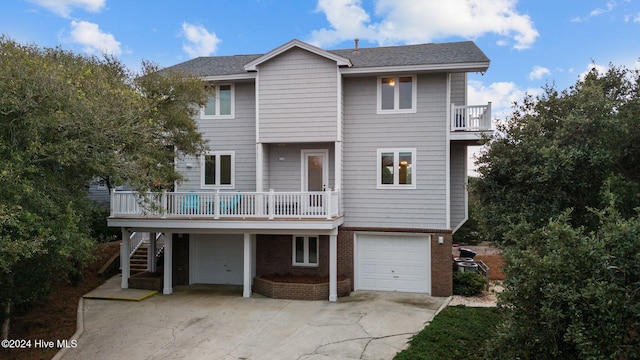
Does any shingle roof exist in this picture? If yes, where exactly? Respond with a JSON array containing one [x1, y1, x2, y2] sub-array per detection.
[[165, 54, 261, 77], [164, 40, 489, 77], [330, 41, 489, 68]]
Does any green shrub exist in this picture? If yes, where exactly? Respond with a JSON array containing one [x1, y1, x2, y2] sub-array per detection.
[[453, 271, 486, 296], [487, 208, 640, 359]]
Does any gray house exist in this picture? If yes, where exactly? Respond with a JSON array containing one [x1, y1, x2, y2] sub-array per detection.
[[108, 39, 492, 300]]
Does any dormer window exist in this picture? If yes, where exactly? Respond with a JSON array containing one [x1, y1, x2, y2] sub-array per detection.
[[377, 75, 416, 114], [201, 84, 234, 119]]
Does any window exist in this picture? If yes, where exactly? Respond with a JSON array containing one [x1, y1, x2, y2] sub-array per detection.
[[292, 236, 319, 266], [378, 75, 416, 113], [201, 152, 235, 188], [377, 149, 416, 189], [201, 84, 234, 118]]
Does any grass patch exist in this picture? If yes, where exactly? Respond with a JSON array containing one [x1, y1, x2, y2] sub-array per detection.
[[395, 306, 500, 360]]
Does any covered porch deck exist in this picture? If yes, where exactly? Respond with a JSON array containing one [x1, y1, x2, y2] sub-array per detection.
[[109, 190, 343, 302], [110, 189, 341, 220]]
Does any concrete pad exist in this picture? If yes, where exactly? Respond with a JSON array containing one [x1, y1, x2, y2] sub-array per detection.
[[59, 276, 448, 360], [82, 276, 158, 301]]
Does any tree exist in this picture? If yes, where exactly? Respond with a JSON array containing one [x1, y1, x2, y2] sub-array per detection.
[[474, 65, 640, 247], [474, 65, 640, 358], [486, 207, 640, 359], [0, 37, 208, 339]]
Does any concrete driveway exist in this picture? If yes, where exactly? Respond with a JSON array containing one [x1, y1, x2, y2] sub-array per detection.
[[58, 277, 448, 360]]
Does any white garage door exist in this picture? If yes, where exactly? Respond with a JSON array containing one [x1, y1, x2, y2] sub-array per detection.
[[356, 234, 431, 293], [191, 234, 244, 285]]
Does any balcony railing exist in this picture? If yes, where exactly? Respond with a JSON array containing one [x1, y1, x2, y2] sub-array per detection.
[[110, 189, 341, 220], [451, 103, 492, 131]]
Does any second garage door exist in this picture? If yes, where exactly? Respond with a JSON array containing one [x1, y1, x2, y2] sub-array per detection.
[[191, 234, 244, 285], [355, 234, 431, 293]]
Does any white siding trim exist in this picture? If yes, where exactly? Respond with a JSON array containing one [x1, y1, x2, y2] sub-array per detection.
[[244, 39, 351, 71], [376, 75, 417, 114], [445, 73, 451, 228], [340, 62, 490, 75], [200, 151, 236, 189], [200, 83, 235, 119], [256, 143, 264, 192], [255, 74, 260, 143], [337, 71, 343, 141], [301, 149, 330, 191], [376, 148, 417, 189]]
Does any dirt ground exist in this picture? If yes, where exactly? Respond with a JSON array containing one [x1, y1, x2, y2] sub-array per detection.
[[0, 241, 121, 360], [453, 242, 506, 280]]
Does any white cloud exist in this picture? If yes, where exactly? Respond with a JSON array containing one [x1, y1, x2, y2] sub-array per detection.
[[529, 65, 550, 80], [27, 0, 105, 18], [468, 79, 540, 121], [578, 62, 608, 80], [590, 1, 616, 16], [624, 12, 640, 22], [573, 1, 617, 22], [181, 23, 221, 58], [309, 0, 539, 50], [69, 20, 121, 56]]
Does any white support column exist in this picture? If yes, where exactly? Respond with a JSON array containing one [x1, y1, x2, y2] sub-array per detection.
[[243, 233, 252, 298], [149, 232, 156, 273], [163, 233, 173, 294], [256, 143, 263, 193], [329, 234, 338, 302], [120, 228, 130, 289]]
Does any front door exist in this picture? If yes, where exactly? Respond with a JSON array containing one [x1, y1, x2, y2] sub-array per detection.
[[302, 150, 329, 214]]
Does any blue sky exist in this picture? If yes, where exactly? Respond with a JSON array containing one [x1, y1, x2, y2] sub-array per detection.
[[1, 0, 639, 121]]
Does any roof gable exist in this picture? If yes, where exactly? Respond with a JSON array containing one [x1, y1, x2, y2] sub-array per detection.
[[164, 40, 490, 78], [243, 39, 352, 71]]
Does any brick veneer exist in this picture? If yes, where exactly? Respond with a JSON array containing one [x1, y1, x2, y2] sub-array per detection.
[[253, 277, 351, 300], [254, 228, 453, 298], [430, 233, 453, 297]]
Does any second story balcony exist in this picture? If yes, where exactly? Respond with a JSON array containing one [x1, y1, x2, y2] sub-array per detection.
[[108, 189, 343, 232], [450, 103, 493, 141]]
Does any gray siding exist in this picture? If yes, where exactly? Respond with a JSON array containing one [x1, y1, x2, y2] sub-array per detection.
[[177, 81, 256, 191], [258, 48, 339, 143], [450, 143, 467, 230], [450, 72, 466, 106], [342, 73, 449, 229], [88, 179, 110, 206]]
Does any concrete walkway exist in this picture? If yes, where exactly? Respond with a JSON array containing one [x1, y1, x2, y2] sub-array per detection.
[[58, 276, 448, 360]]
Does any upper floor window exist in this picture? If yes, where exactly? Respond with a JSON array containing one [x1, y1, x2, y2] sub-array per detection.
[[377, 75, 416, 114], [201, 84, 234, 119], [201, 151, 235, 188], [377, 148, 416, 189]]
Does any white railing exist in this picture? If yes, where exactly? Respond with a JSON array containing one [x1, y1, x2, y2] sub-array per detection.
[[451, 103, 492, 131], [111, 189, 341, 220], [129, 231, 150, 257]]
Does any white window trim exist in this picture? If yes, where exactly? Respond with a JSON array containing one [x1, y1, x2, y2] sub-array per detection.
[[377, 148, 417, 189], [377, 75, 417, 114], [200, 83, 235, 119], [292, 235, 319, 267], [200, 151, 235, 189]]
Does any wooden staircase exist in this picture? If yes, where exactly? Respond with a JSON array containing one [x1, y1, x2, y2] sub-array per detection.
[[130, 242, 149, 274]]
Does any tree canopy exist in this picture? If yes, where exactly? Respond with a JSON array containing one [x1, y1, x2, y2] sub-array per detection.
[[474, 65, 640, 247], [475, 65, 640, 358], [0, 36, 208, 338]]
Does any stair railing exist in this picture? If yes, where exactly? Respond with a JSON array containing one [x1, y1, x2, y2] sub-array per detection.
[[129, 232, 150, 257], [154, 233, 165, 257]]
